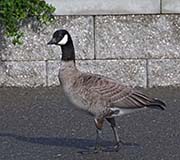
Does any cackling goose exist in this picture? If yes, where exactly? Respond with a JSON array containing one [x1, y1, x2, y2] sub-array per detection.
[[47, 29, 166, 152]]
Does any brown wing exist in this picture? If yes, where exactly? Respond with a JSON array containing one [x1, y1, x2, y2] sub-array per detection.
[[80, 72, 165, 110]]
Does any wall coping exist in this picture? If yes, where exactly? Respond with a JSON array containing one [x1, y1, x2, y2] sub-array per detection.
[[45, 0, 180, 15], [45, 0, 160, 15]]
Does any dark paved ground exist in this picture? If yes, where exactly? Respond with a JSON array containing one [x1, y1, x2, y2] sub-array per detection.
[[0, 86, 179, 160]]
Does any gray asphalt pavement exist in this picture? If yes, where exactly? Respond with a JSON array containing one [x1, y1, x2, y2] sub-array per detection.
[[0, 86, 179, 160]]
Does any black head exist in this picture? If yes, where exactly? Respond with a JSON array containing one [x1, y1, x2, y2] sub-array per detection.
[[47, 29, 75, 62], [47, 29, 70, 46]]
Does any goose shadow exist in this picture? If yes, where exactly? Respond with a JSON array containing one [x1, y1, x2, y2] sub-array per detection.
[[0, 132, 109, 149], [0, 132, 141, 150]]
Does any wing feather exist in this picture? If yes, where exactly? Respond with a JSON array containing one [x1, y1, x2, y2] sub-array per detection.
[[79, 72, 166, 110]]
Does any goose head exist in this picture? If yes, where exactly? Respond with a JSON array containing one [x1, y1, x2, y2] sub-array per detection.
[[47, 29, 70, 46], [47, 29, 75, 62]]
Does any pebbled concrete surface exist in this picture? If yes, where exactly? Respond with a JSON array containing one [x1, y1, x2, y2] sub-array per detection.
[[96, 15, 180, 59], [0, 61, 46, 87], [0, 86, 179, 160], [148, 59, 180, 87], [1, 16, 94, 61]]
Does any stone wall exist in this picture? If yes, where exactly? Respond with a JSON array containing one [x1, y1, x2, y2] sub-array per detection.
[[1, 0, 180, 88], [1, 15, 180, 88]]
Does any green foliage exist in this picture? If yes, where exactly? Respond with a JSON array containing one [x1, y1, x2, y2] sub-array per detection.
[[0, 0, 55, 44]]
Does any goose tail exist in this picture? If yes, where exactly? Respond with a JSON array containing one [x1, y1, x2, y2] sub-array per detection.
[[147, 98, 166, 110]]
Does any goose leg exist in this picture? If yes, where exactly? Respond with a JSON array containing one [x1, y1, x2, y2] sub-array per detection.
[[94, 117, 104, 152], [78, 117, 104, 154], [106, 117, 120, 151]]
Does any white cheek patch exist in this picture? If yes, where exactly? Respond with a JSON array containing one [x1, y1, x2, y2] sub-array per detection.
[[58, 34, 68, 45]]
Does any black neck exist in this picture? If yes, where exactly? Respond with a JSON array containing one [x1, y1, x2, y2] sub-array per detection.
[[61, 36, 75, 63]]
